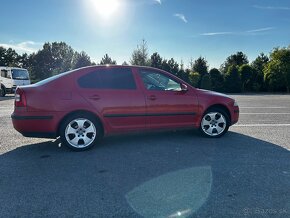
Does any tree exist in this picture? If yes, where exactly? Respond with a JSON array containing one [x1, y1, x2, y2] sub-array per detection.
[[264, 47, 290, 92], [73, 51, 92, 69], [0, 47, 20, 67], [188, 72, 200, 87], [200, 74, 212, 90], [224, 65, 242, 93], [221, 51, 249, 73], [29, 42, 81, 82], [99, 54, 117, 65], [130, 39, 149, 66], [150, 52, 163, 69], [239, 64, 253, 92], [192, 56, 208, 76], [251, 53, 269, 91], [167, 58, 179, 76], [209, 68, 224, 92]]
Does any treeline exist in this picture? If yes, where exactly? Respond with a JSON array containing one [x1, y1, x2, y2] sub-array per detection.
[[0, 40, 289, 92]]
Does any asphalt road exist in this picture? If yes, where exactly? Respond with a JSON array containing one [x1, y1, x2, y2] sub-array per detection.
[[0, 94, 290, 217]]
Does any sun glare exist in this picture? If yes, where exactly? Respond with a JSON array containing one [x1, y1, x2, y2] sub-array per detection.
[[90, 0, 120, 20]]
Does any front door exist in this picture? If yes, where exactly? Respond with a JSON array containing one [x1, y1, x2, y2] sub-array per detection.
[[137, 69, 199, 129]]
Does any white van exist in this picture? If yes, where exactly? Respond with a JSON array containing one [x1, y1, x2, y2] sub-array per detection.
[[0, 67, 31, 97]]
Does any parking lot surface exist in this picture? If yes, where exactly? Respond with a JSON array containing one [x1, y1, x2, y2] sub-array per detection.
[[0, 94, 290, 217]]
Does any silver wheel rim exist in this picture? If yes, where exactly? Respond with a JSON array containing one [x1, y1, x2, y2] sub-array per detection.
[[201, 112, 227, 136], [65, 118, 97, 148]]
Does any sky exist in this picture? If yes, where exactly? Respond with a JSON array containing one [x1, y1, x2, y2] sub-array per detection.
[[0, 0, 290, 68]]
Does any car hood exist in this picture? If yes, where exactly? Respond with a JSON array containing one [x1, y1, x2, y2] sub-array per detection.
[[196, 89, 234, 100]]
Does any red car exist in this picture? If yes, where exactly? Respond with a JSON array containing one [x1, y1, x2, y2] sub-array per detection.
[[11, 65, 239, 151]]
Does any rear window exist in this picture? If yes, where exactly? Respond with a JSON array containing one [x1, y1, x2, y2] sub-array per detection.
[[78, 68, 136, 90]]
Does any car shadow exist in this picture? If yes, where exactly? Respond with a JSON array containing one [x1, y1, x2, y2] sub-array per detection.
[[0, 131, 290, 217]]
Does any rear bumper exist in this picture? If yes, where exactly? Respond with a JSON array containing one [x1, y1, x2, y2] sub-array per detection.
[[11, 113, 59, 139]]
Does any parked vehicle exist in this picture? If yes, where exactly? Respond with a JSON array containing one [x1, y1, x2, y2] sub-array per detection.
[[11, 65, 239, 151], [0, 67, 31, 97]]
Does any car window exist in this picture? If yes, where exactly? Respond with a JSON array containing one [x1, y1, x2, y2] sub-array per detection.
[[78, 68, 136, 90], [139, 70, 181, 91], [1, 69, 11, 79]]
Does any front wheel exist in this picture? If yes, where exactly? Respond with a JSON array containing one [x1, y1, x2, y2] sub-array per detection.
[[60, 113, 101, 151], [199, 108, 229, 138]]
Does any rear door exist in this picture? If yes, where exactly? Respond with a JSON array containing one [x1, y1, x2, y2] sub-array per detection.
[[137, 68, 199, 129], [78, 67, 146, 133]]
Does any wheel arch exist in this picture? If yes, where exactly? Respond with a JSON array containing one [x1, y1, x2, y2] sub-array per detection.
[[57, 110, 104, 137], [203, 104, 231, 123]]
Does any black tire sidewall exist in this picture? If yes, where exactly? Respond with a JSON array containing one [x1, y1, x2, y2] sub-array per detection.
[[199, 108, 230, 138], [60, 113, 101, 151]]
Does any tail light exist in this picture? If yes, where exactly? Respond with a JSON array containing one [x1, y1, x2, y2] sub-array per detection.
[[15, 88, 27, 107]]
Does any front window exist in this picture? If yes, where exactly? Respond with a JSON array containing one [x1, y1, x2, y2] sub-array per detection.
[[139, 70, 181, 91], [11, 69, 29, 80]]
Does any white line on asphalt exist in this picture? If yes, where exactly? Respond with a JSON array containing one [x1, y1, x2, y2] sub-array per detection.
[[240, 107, 288, 109], [234, 124, 290, 127], [240, 113, 290, 115]]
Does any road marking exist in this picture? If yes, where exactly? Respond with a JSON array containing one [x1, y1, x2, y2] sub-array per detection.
[[240, 113, 290, 115], [240, 107, 288, 109], [234, 124, 290, 127]]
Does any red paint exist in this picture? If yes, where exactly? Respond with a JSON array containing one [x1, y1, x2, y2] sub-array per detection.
[[11, 65, 239, 138]]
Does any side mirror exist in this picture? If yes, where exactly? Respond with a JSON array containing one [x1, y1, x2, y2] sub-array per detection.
[[180, 83, 188, 92]]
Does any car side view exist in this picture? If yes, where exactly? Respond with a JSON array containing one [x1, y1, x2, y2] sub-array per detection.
[[11, 65, 239, 151]]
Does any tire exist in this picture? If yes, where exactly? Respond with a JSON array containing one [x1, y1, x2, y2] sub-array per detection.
[[60, 113, 102, 151], [199, 108, 230, 138], [0, 86, 6, 97]]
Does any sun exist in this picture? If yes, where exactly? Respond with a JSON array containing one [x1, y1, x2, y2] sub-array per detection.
[[90, 0, 120, 20]]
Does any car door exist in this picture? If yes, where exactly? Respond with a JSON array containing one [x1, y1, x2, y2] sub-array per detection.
[[137, 68, 199, 129], [78, 67, 146, 133]]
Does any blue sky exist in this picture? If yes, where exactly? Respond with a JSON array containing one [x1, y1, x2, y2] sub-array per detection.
[[0, 0, 290, 68]]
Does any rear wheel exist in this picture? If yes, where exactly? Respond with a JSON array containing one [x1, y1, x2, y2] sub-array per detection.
[[200, 108, 229, 138], [0, 86, 6, 97], [60, 113, 101, 151]]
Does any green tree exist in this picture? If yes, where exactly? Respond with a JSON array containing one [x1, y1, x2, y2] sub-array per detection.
[[192, 56, 208, 76], [150, 52, 163, 69], [73, 51, 92, 69], [130, 39, 149, 66], [239, 64, 253, 92], [209, 68, 224, 92], [251, 53, 269, 91], [167, 58, 179, 76], [29, 42, 81, 82], [200, 74, 212, 90], [264, 47, 290, 92], [221, 51, 249, 73], [0, 47, 20, 67], [188, 72, 200, 87], [224, 65, 242, 93], [99, 53, 117, 65]]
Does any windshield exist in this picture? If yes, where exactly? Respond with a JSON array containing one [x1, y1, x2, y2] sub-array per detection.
[[11, 69, 29, 80]]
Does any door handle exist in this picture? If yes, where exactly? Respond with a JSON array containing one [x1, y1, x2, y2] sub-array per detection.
[[148, 95, 157, 101], [89, 95, 100, 101]]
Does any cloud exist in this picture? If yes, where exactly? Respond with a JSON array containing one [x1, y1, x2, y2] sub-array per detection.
[[246, 27, 275, 33], [0, 41, 41, 53], [174, 13, 188, 23], [200, 27, 274, 36], [200, 32, 234, 36], [253, 5, 290, 10], [154, 0, 162, 4]]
